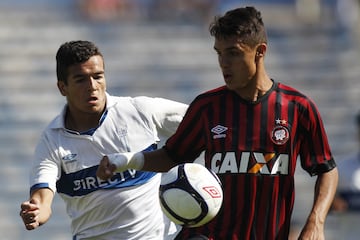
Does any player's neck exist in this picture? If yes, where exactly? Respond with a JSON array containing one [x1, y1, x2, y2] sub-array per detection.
[[238, 76, 273, 102], [65, 109, 103, 133]]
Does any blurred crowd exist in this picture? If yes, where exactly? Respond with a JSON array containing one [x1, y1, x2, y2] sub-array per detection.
[[77, 0, 220, 23], [76, 0, 360, 41]]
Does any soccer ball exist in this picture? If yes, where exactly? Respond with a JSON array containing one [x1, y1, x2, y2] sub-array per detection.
[[159, 163, 223, 227]]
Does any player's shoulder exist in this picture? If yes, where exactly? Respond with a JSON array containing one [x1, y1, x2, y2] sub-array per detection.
[[187, 86, 238, 110], [130, 96, 186, 112], [107, 95, 153, 110], [202, 85, 228, 96], [109, 95, 178, 106], [275, 81, 315, 106], [109, 95, 187, 117], [276, 82, 305, 96], [193, 85, 228, 101]]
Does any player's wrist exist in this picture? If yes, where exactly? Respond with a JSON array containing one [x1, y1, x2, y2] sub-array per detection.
[[128, 152, 144, 170], [108, 152, 144, 171]]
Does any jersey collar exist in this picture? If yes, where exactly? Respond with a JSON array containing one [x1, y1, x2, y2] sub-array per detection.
[[50, 92, 114, 131]]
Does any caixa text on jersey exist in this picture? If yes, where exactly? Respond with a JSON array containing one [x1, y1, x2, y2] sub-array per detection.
[[211, 151, 289, 175]]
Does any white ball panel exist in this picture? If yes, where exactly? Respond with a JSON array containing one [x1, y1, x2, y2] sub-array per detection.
[[162, 189, 202, 219]]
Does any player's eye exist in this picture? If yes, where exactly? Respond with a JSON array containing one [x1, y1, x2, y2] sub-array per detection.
[[93, 74, 104, 80]]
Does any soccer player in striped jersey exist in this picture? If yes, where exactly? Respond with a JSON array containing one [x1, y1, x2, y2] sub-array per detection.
[[97, 6, 338, 240]]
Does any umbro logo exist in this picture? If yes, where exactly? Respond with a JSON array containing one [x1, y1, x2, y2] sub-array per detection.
[[62, 153, 77, 162], [211, 125, 228, 139]]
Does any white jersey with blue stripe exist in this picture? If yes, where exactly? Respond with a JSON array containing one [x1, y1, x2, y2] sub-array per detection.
[[29, 94, 187, 239]]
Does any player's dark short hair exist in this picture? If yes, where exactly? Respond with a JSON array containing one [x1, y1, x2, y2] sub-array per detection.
[[56, 40, 104, 84], [209, 6, 267, 47]]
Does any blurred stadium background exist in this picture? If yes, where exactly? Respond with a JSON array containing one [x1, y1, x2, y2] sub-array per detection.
[[1, 0, 360, 239]]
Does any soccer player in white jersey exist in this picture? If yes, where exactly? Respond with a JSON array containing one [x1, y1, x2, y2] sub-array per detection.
[[19, 40, 186, 239]]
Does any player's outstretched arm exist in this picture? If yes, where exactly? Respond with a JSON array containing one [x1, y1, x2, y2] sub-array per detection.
[[97, 149, 177, 180], [20, 188, 54, 230], [142, 149, 177, 172], [298, 167, 338, 240], [97, 152, 145, 180]]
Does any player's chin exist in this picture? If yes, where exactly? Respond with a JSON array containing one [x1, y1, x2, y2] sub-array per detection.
[[85, 102, 104, 112], [225, 83, 237, 91]]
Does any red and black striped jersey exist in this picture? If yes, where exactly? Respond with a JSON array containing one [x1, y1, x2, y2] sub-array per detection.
[[166, 81, 336, 240]]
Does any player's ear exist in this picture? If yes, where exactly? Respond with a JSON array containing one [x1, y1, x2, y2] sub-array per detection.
[[255, 44, 267, 58], [57, 81, 67, 96]]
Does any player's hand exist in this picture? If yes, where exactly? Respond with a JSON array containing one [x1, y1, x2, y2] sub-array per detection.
[[20, 198, 41, 230], [96, 156, 117, 180], [298, 220, 325, 240]]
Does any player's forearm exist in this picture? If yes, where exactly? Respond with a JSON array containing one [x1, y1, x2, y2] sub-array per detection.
[[143, 149, 177, 172], [30, 188, 54, 225], [307, 167, 338, 224], [107, 148, 177, 174], [298, 168, 338, 239]]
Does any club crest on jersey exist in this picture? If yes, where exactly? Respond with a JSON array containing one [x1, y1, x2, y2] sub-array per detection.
[[211, 125, 228, 139], [271, 119, 289, 145]]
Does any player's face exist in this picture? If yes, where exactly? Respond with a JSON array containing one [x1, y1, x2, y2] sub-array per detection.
[[214, 36, 258, 92], [58, 55, 106, 116]]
